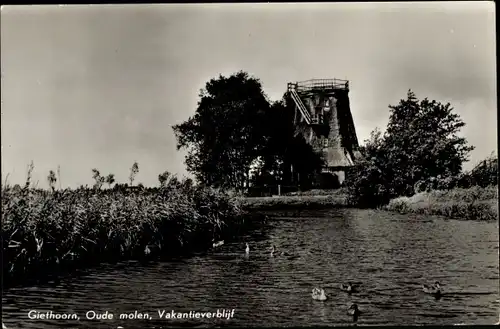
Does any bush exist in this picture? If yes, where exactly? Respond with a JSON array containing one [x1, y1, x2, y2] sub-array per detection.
[[470, 154, 498, 187], [413, 154, 498, 194], [346, 162, 394, 208], [386, 185, 498, 221]]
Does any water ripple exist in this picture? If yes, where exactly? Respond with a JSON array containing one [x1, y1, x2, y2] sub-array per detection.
[[2, 209, 499, 327]]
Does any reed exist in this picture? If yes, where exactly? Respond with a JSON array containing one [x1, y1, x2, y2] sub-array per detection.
[[2, 180, 264, 288], [385, 185, 498, 221]]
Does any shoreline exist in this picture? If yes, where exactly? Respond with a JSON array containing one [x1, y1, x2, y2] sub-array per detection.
[[2, 186, 267, 289], [384, 186, 498, 221], [240, 186, 498, 221], [3, 185, 496, 288], [238, 194, 348, 210]]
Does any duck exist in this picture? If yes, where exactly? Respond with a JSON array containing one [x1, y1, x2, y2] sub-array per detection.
[[422, 281, 442, 296], [311, 287, 328, 301], [272, 244, 299, 259], [270, 244, 287, 257], [245, 243, 250, 255], [340, 282, 357, 293], [212, 240, 224, 248], [348, 303, 361, 322], [270, 244, 276, 257]]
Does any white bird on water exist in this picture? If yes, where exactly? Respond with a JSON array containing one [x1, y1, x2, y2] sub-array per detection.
[[245, 243, 250, 255], [3, 322, 8, 329], [212, 240, 224, 248], [311, 287, 327, 301]]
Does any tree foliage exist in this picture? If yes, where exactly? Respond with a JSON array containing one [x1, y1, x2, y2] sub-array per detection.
[[91, 169, 105, 190], [347, 90, 475, 207], [105, 174, 115, 188], [347, 128, 392, 207], [47, 170, 57, 192], [173, 71, 270, 190], [469, 152, 498, 187], [251, 99, 324, 189], [158, 171, 171, 188], [129, 162, 139, 186]]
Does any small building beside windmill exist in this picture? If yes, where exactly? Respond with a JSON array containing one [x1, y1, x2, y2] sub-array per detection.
[[287, 78, 362, 187]]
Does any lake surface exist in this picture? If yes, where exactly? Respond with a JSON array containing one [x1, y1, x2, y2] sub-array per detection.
[[2, 209, 499, 328]]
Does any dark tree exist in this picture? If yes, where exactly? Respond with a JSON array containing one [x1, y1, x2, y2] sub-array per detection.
[[129, 162, 139, 186], [384, 90, 474, 195], [158, 171, 171, 188], [348, 90, 475, 207], [105, 174, 115, 188], [47, 170, 57, 192], [91, 168, 105, 190], [173, 71, 270, 190], [252, 96, 324, 190]]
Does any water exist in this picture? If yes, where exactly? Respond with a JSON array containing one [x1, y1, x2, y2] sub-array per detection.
[[3, 209, 499, 328]]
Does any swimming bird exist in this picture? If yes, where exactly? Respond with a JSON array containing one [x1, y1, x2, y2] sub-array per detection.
[[348, 303, 361, 322], [212, 240, 224, 248], [340, 282, 357, 293], [270, 244, 292, 258], [270, 244, 286, 257], [144, 245, 151, 256], [245, 243, 250, 255], [2, 323, 7, 329], [311, 287, 328, 301], [422, 281, 442, 296], [270, 244, 275, 257]]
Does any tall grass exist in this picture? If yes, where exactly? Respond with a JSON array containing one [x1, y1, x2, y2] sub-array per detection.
[[385, 185, 498, 221], [2, 178, 264, 288]]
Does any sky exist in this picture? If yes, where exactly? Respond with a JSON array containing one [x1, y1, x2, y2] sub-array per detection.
[[1, 2, 497, 189]]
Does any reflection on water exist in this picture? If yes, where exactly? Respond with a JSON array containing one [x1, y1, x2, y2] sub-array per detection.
[[2, 209, 499, 328]]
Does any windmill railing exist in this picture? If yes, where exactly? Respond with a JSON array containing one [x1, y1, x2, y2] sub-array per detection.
[[294, 79, 349, 93]]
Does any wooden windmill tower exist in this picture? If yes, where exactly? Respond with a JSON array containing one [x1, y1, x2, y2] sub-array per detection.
[[287, 78, 361, 185]]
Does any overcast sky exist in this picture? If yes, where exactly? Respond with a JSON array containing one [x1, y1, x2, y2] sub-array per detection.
[[1, 2, 496, 188]]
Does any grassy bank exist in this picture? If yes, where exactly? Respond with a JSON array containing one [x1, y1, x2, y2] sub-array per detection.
[[240, 185, 498, 222], [283, 188, 349, 197], [239, 193, 348, 210], [2, 183, 265, 288], [385, 185, 498, 221]]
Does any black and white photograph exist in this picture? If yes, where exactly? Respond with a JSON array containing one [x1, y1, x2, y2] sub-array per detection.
[[1, 2, 498, 328]]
